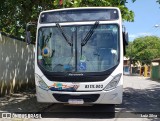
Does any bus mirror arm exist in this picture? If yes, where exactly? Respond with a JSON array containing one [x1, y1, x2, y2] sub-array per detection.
[[25, 22, 36, 45], [26, 31, 31, 45]]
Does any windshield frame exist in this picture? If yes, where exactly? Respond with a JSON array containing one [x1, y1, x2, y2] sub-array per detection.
[[37, 23, 120, 77]]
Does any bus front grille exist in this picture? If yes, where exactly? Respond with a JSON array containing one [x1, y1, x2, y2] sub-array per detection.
[[53, 94, 100, 103]]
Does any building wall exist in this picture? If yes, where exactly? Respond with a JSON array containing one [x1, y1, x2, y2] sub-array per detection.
[[151, 65, 160, 80], [123, 66, 130, 75], [0, 33, 35, 96], [123, 59, 130, 75]]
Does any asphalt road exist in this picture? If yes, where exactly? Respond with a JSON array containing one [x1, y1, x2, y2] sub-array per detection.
[[37, 76, 160, 121], [1, 75, 160, 121]]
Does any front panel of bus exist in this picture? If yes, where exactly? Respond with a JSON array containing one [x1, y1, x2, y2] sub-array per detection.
[[35, 8, 123, 104]]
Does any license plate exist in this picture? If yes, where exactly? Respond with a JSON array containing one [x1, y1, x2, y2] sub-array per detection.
[[68, 99, 84, 104]]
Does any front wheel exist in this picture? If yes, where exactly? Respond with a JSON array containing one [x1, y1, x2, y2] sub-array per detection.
[[93, 104, 115, 118], [101, 104, 115, 112]]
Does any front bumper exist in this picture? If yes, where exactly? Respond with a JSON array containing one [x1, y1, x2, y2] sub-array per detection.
[[36, 85, 123, 104]]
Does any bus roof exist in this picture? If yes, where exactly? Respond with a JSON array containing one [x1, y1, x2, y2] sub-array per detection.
[[40, 7, 120, 14], [39, 7, 121, 23]]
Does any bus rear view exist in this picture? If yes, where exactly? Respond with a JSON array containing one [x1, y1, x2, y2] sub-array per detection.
[[35, 7, 125, 105]]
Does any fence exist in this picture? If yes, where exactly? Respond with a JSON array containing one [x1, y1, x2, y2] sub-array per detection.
[[0, 33, 35, 96]]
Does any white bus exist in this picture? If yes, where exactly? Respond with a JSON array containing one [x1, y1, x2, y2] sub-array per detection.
[[27, 7, 128, 105]]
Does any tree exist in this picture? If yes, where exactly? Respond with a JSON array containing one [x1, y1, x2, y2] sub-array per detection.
[[157, 0, 160, 4], [126, 36, 160, 65], [0, 0, 136, 42]]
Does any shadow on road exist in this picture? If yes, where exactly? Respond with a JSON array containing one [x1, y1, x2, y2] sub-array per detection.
[[118, 85, 160, 112], [40, 104, 115, 118], [0, 82, 160, 119], [0, 93, 51, 112]]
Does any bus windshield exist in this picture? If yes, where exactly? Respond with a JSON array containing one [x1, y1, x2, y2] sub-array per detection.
[[37, 24, 119, 72]]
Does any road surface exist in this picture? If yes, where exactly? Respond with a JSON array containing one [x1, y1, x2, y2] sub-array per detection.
[[0, 76, 160, 121]]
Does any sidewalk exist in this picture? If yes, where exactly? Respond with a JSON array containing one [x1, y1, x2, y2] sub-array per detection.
[[0, 92, 51, 113]]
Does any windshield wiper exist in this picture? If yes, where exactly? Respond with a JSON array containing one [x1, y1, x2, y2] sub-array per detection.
[[81, 21, 99, 46], [56, 23, 73, 46]]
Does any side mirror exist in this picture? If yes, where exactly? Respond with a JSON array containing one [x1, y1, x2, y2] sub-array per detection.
[[122, 25, 129, 55], [26, 31, 31, 45], [123, 32, 129, 55], [123, 32, 129, 46], [25, 22, 36, 45]]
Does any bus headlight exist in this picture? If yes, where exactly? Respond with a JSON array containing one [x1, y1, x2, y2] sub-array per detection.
[[35, 74, 49, 90], [104, 73, 122, 91]]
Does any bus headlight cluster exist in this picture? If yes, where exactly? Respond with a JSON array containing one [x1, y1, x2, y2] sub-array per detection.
[[104, 73, 122, 91], [35, 74, 49, 90]]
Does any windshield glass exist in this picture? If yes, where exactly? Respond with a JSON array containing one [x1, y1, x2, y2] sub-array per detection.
[[37, 24, 119, 72]]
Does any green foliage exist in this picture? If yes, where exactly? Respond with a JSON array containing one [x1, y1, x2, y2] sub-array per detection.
[[0, 0, 136, 41], [58, 0, 135, 22], [157, 0, 160, 4], [126, 36, 160, 65]]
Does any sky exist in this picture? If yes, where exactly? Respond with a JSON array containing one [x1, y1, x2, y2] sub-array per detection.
[[124, 0, 160, 41]]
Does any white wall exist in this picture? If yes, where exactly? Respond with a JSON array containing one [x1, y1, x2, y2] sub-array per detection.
[[0, 33, 35, 96]]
